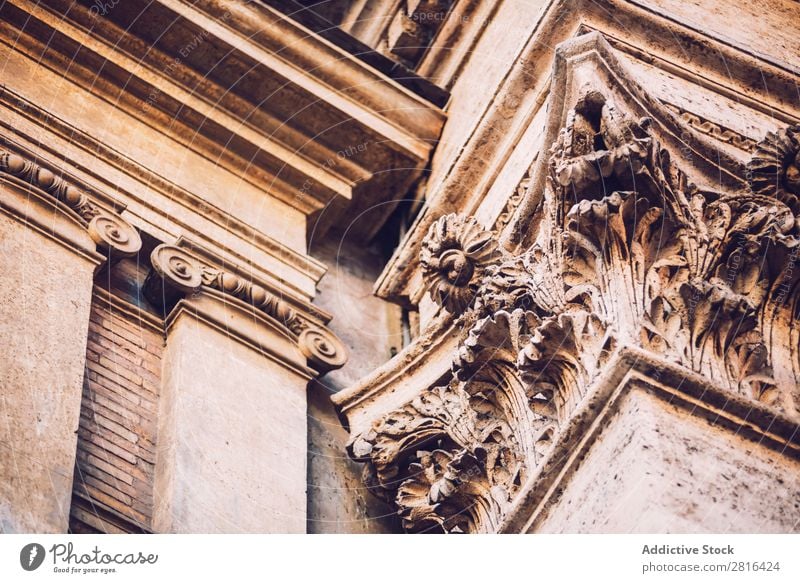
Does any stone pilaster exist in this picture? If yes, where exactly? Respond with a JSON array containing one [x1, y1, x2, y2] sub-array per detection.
[[145, 244, 346, 533], [0, 151, 141, 533]]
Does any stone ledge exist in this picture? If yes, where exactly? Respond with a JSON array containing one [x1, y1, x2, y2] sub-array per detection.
[[500, 346, 800, 533]]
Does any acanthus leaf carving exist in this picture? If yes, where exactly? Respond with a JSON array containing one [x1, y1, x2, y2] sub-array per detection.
[[348, 91, 800, 533], [746, 124, 800, 222]]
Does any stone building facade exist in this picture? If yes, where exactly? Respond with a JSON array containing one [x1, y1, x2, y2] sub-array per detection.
[[0, 0, 798, 534]]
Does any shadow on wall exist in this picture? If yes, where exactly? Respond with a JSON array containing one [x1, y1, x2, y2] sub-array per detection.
[[306, 236, 404, 533]]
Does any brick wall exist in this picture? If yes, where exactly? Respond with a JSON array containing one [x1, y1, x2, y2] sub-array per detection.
[[69, 287, 164, 533]]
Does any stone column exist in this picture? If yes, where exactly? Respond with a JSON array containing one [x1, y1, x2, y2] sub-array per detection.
[[0, 152, 141, 533], [146, 245, 346, 533]]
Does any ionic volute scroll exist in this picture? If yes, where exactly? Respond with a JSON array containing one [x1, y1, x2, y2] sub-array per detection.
[[0, 151, 142, 260], [144, 244, 348, 373]]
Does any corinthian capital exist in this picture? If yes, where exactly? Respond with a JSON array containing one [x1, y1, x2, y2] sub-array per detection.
[[346, 93, 800, 533]]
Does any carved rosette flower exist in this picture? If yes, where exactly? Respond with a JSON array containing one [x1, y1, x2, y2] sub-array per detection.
[[747, 124, 800, 216], [420, 214, 502, 313]]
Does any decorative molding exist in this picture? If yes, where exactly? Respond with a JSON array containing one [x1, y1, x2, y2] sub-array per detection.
[[662, 103, 758, 152], [342, 36, 800, 531], [374, 0, 800, 306], [1, 0, 444, 241], [0, 150, 142, 259], [145, 244, 347, 373], [0, 86, 329, 297]]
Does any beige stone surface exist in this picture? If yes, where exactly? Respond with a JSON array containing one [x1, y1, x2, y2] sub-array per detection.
[[638, 0, 800, 68], [534, 386, 800, 533], [427, 0, 546, 195], [153, 293, 309, 533], [307, 383, 399, 534], [0, 181, 102, 533], [0, 46, 308, 254], [307, 238, 403, 533]]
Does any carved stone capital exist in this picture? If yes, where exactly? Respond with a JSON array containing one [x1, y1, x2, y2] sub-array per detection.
[[347, 93, 800, 533], [0, 151, 142, 259], [146, 244, 348, 373]]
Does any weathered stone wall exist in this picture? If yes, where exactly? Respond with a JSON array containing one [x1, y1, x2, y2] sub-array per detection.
[[534, 387, 800, 533], [0, 177, 103, 534], [307, 237, 402, 533]]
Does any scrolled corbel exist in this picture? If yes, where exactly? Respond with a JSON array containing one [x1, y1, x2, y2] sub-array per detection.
[[1, 150, 142, 259], [88, 210, 142, 258], [144, 244, 204, 308], [149, 244, 204, 293]]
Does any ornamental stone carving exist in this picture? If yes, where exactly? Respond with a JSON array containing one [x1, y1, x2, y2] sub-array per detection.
[[746, 124, 800, 222], [419, 214, 502, 313], [0, 151, 142, 258], [145, 244, 347, 373], [347, 90, 800, 532]]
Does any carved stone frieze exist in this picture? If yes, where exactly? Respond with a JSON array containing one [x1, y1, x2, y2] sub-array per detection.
[[145, 244, 347, 372], [0, 151, 142, 258], [662, 103, 758, 153], [348, 90, 800, 532]]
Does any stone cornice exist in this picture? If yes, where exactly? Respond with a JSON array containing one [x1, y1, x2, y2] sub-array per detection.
[[2, 0, 446, 239], [0, 150, 142, 261], [0, 90, 327, 300], [170, 0, 444, 151], [146, 244, 348, 374], [375, 0, 800, 305]]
